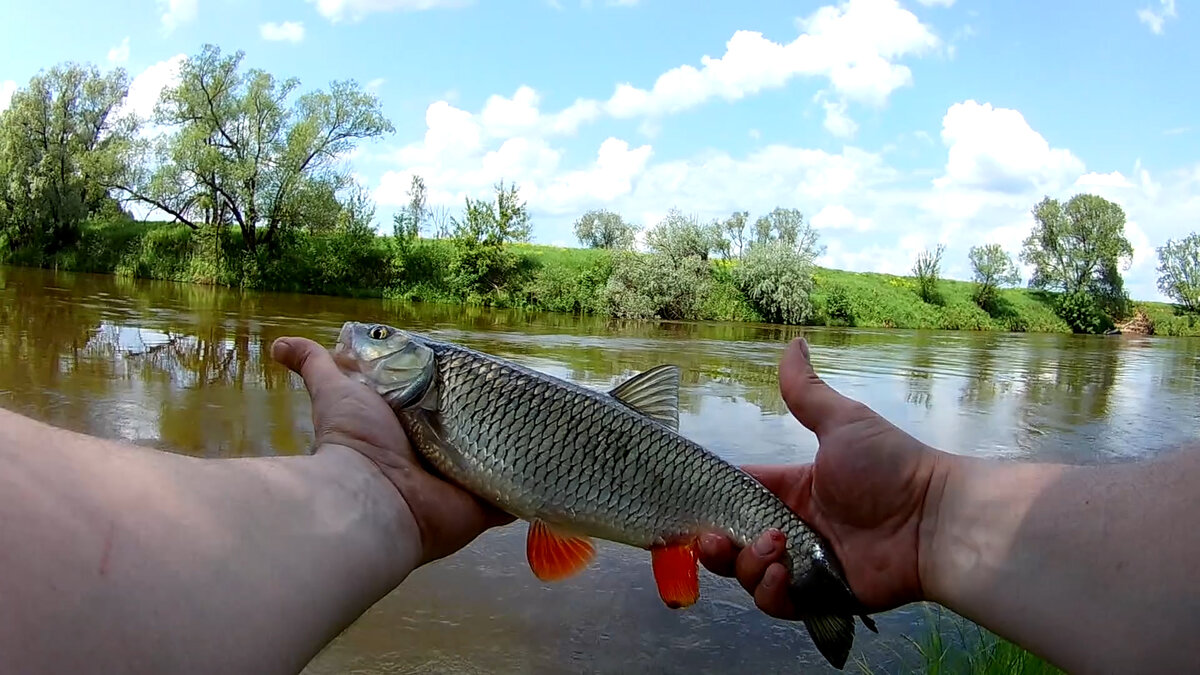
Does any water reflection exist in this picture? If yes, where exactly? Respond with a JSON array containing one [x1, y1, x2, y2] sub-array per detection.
[[3, 265, 1200, 673]]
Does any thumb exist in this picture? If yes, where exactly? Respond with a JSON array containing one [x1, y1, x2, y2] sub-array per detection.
[[271, 336, 345, 405], [778, 337, 859, 437]]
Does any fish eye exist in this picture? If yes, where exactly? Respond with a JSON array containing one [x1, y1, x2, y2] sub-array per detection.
[[368, 325, 389, 340]]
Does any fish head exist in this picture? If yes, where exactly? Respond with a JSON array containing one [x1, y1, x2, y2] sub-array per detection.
[[333, 321, 436, 409]]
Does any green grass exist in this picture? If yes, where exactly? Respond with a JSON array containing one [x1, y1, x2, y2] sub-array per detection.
[[7, 218, 1200, 336], [855, 606, 1064, 675]]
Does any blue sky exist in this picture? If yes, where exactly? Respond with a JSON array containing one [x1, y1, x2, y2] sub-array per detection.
[[1, 0, 1196, 301]]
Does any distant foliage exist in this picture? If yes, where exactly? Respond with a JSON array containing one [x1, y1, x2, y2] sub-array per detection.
[[721, 211, 750, 259], [393, 175, 428, 242], [733, 220, 822, 324], [1156, 233, 1200, 311], [1021, 193, 1133, 329], [752, 207, 810, 249], [0, 62, 133, 255], [644, 208, 725, 262], [913, 244, 945, 305], [448, 180, 533, 299], [573, 209, 635, 250], [825, 283, 855, 326], [968, 243, 1021, 311], [1054, 289, 1114, 335], [603, 250, 711, 320]]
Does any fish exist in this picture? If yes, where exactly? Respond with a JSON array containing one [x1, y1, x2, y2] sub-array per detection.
[[331, 320, 878, 669]]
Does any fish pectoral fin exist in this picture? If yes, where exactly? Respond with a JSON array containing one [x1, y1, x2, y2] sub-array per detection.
[[526, 519, 595, 581], [650, 541, 700, 609], [607, 364, 681, 431], [803, 614, 856, 670]]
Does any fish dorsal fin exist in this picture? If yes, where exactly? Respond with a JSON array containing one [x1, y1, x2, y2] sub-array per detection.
[[607, 365, 680, 431]]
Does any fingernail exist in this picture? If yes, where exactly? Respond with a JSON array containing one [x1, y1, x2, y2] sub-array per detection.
[[798, 337, 810, 360], [753, 530, 777, 556]]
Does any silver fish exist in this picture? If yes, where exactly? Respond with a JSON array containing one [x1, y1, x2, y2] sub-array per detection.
[[332, 321, 876, 669]]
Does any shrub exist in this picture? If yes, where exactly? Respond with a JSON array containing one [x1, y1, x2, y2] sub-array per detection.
[[733, 239, 817, 324]]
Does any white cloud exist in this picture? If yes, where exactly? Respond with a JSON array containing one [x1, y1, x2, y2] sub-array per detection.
[[158, 0, 198, 32], [107, 37, 130, 65], [308, 0, 471, 23], [819, 96, 858, 138], [601, 0, 938, 121], [934, 100, 1085, 195], [260, 21, 305, 43], [916, 0, 954, 5], [811, 204, 874, 232], [0, 80, 16, 114], [118, 55, 186, 128], [366, 78, 386, 92], [1138, 0, 1177, 34]]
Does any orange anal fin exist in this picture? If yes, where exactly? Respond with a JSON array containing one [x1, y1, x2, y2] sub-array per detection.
[[526, 519, 595, 581], [651, 541, 700, 609]]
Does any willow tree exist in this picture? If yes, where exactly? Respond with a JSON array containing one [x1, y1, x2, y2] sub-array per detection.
[[0, 62, 132, 253], [109, 44, 393, 254]]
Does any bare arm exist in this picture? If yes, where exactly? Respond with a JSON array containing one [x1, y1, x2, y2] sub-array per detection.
[[923, 449, 1200, 674], [0, 407, 417, 675], [0, 336, 511, 674]]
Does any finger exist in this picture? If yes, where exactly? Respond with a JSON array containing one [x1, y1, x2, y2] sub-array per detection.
[[697, 533, 738, 578], [735, 529, 786, 595], [753, 563, 797, 619], [739, 464, 801, 495], [778, 337, 860, 437], [271, 337, 346, 407]]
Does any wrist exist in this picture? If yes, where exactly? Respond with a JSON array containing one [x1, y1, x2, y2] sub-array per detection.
[[918, 452, 1068, 608], [310, 443, 424, 584]]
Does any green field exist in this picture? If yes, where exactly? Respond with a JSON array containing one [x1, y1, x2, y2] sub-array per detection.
[[7, 218, 1199, 337]]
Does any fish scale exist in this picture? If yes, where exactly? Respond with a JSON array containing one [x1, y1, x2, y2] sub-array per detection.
[[333, 321, 877, 670]]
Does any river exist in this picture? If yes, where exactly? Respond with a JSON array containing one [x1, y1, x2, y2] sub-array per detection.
[[3, 264, 1198, 673]]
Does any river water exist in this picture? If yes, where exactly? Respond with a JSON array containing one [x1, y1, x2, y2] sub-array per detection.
[[3, 265, 1198, 673]]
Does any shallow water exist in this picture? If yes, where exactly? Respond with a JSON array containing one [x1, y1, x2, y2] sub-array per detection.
[[3, 265, 1198, 673]]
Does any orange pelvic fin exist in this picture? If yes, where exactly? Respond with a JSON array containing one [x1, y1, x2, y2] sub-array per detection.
[[526, 518, 595, 581], [651, 540, 700, 609]]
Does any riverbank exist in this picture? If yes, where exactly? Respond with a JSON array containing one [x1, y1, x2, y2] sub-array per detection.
[[7, 218, 1199, 337]]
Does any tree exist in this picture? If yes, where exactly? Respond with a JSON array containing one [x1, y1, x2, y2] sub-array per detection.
[[968, 243, 1021, 310], [644, 208, 723, 261], [1020, 193, 1133, 313], [722, 210, 749, 259], [573, 208, 635, 249], [393, 174, 427, 241], [733, 233, 822, 325], [448, 180, 531, 296], [752, 207, 807, 248], [912, 243, 945, 305], [106, 44, 393, 255], [1156, 233, 1200, 311], [0, 62, 133, 253]]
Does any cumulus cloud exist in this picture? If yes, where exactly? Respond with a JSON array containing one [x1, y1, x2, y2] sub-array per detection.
[[916, 0, 955, 5], [1137, 0, 1177, 34], [260, 21, 305, 43], [0, 80, 16, 113], [934, 100, 1085, 195], [158, 0, 197, 32], [819, 96, 858, 138], [107, 37, 130, 65], [307, 0, 471, 23], [602, 0, 939, 121], [118, 55, 186, 130]]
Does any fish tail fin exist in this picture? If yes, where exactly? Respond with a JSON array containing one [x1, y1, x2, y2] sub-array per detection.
[[802, 613, 856, 671]]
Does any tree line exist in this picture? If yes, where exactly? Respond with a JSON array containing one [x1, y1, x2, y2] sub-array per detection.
[[2, 45, 1198, 334]]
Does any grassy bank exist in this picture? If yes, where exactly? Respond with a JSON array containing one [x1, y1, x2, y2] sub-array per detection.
[[7, 218, 1200, 336]]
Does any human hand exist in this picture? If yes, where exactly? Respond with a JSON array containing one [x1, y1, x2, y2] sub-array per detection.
[[697, 337, 950, 617], [271, 336, 514, 566]]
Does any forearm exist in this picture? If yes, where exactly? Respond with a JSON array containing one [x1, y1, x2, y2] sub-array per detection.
[[0, 408, 420, 674], [923, 448, 1200, 673]]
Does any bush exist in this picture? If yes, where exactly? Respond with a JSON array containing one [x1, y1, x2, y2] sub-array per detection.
[[913, 244, 945, 305], [733, 239, 817, 324], [825, 283, 855, 326], [1054, 290, 1114, 334], [602, 250, 712, 320]]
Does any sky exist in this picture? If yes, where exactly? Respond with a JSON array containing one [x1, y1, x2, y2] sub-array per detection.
[[1, 0, 1196, 301]]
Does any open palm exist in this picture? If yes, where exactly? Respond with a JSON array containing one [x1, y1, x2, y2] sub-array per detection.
[[698, 338, 945, 617]]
